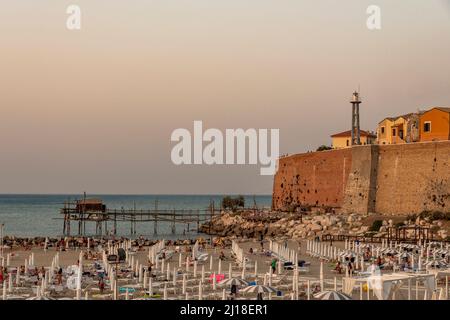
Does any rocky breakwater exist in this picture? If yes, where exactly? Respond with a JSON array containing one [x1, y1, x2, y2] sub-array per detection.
[[200, 210, 450, 241]]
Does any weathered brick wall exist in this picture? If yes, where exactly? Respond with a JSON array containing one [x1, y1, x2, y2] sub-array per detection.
[[341, 145, 379, 214], [374, 141, 450, 214], [272, 141, 450, 214], [272, 148, 352, 210]]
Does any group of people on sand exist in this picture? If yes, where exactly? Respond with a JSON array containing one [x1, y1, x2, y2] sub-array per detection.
[[0, 265, 63, 285]]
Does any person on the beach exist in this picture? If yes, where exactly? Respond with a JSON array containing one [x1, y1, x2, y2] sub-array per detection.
[[271, 259, 277, 273], [231, 284, 237, 296], [56, 268, 63, 285], [334, 261, 342, 274], [249, 248, 253, 254], [39, 266, 45, 280], [99, 276, 105, 294], [0, 267, 4, 283]]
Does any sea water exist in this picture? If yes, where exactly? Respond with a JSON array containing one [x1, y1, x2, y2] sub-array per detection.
[[0, 194, 271, 238]]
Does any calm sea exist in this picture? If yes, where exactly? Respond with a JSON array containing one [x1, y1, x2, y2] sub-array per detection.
[[0, 194, 272, 238]]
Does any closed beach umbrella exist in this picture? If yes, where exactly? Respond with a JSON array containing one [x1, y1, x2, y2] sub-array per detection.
[[2, 281, 6, 300], [209, 255, 213, 271], [143, 271, 148, 289], [172, 268, 177, 287], [139, 264, 143, 283], [320, 261, 324, 291], [228, 263, 232, 279], [166, 263, 170, 281], [268, 267, 272, 286], [241, 259, 246, 279], [182, 274, 186, 294], [179, 253, 182, 268], [218, 259, 222, 275], [148, 276, 153, 296], [194, 260, 197, 278], [8, 274, 13, 293], [163, 283, 167, 300], [254, 260, 258, 277], [314, 290, 352, 300], [201, 265, 205, 282], [212, 273, 217, 290], [222, 288, 226, 300], [198, 281, 203, 300]]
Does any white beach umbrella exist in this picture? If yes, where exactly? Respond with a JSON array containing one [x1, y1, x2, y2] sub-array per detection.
[[209, 255, 213, 271], [5, 295, 26, 300], [241, 285, 276, 294], [179, 253, 182, 268], [425, 259, 447, 268], [219, 278, 249, 287], [314, 290, 352, 300], [228, 263, 232, 279], [26, 296, 57, 300], [218, 259, 222, 275], [222, 288, 227, 300]]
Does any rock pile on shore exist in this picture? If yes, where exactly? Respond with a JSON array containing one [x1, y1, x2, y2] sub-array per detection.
[[199, 210, 450, 240]]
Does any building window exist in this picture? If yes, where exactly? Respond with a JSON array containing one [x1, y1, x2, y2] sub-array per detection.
[[392, 128, 396, 136], [399, 130, 404, 139], [381, 126, 385, 134], [424, 121, 431, 132], [346, 139, 349, 146]]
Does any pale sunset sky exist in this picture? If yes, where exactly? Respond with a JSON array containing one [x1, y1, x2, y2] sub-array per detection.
[[0, 0, 449, 194]]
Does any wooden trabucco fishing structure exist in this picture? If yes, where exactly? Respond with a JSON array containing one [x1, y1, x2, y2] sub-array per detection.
[[59, 197, 220, 237]]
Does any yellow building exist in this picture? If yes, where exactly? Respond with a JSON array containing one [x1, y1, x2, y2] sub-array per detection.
[[377, 113, 421, 145], [331, 130, 377, 149], [419, 107, 450, 142]]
